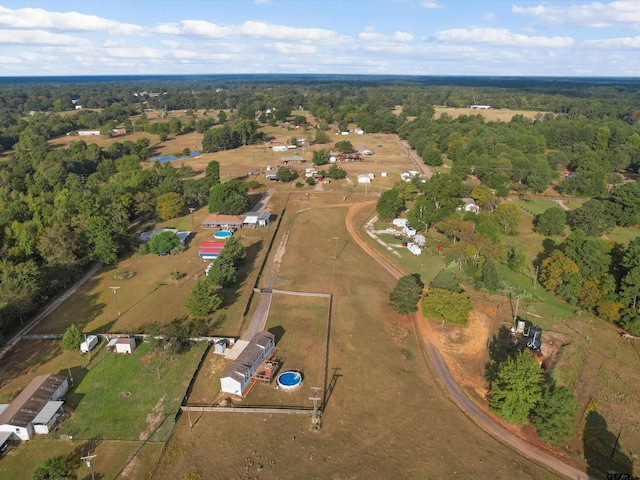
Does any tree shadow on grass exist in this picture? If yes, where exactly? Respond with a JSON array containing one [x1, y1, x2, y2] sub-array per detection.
[[484, 325, 519, 384], [533, 237, 559, 270], [583, 409, 634, 477], [267, 325, 285, 345]]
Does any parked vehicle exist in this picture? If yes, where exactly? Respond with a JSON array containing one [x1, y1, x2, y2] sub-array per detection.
[[80, 335, 98, 353]]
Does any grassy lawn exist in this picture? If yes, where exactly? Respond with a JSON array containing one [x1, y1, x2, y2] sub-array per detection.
[[56, 341, 207, 442], [245, 294, 330, 408], [606, 225, 640, 245], [513, 198, 558, 216]]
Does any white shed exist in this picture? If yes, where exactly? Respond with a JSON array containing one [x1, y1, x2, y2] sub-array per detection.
[[407, 243, 422, 256], [114, 337, 136, 354]]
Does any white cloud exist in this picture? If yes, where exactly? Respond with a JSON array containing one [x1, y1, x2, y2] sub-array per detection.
[[583, 36, 640, 48], [421, 1, 443, 8], [0, 6, 145, 35], [164, 19, 336, 42], [105, 47, 164, 59], [482, 13, 497, 22], [512, 2, 640, 28], [358, 31, 414, 42], [273, 42, 317, 54], [254, 0, 271, 3], [433, 27, 574, 48], [0, 28, 84, 45]]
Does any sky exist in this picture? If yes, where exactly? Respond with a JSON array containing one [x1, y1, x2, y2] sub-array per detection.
[[1, 0, 640, 77]]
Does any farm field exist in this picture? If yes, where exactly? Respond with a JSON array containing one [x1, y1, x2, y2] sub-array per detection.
[[434, 106, 549, 121], [155, 198, 559, 480]]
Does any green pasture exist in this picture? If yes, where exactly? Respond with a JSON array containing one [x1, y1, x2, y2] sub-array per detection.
[[513, 198, 558, 216], [56, 341, 206, 442]]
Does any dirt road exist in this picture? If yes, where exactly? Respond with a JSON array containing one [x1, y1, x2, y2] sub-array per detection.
[[343, 202, 595, 480], [0, 263, 102, 359], [392, 134, 433, 179]]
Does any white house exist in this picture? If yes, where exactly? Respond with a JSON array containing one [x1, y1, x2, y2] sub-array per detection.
[[220, 331, 275, 396], [272, 145, 288, 152], [354, 128, 364, 135], [459, 198, 480, 214], [114, 337, 136, 354], [0, 374, 69, 441], [78, 130, 100, 136]]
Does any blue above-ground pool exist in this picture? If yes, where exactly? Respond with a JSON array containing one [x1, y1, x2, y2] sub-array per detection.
[[214, 230, 232, 239], [277, 371, 303, 391]]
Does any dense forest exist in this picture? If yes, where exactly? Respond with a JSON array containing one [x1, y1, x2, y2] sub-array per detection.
[[1, 75, 640, 337]]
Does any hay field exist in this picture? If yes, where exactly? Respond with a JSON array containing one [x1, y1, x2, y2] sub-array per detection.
[[434, 106, 547, 121], [155, 201, 558, 480]]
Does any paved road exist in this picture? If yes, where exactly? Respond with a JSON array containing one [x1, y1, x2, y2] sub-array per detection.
[[344, 202, 595, 480], [0, 263, 102, 359]]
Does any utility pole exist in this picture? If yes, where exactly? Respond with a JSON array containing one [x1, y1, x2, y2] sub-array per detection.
[[514, 295, 520, 322], [109, 286, 120, 317], [81, 454, 97, 480], [332, 237, 340, 260], [189, 207, 195, 231], [309, 387, 322, 430]]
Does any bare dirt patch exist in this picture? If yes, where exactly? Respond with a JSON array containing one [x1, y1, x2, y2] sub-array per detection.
[[140, 395, 165, 441]]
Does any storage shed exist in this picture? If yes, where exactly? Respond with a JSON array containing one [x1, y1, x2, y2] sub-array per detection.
[[114, 337, 136, 354]]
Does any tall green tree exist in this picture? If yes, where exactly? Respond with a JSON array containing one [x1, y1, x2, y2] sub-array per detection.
[[376, 189, 405, 222], [206, 256, 238, 287], [205, 160, 221, 186], [389, 274, 423, 314], [208, 180, 249, 215], [531, 385, 578, 446], [156, 192, 185, 220], [491, 203, 522, 235], [567, 199, 615, 236], [186, 278, 223, 317], [489, 350, 543, 425], [420, 288, 472, 325], [60, 323, 83, 351], [148, 231, 180, 254], [534, 206, 567, 236], [33, 456, 73, 480], [408, 174, 463, 233], [217, 236, 246, 266]]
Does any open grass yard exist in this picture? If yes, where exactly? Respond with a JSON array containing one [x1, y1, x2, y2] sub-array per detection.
[[434, 106, 549, 121], [154, 198, 559, 480], [56, 341, 206, 442], [31, 205, 276, 337], [513, 198, 559, 216], [0, 437, 163, 480], [606, 225, 640, 245], [244, 294, 329, 408]]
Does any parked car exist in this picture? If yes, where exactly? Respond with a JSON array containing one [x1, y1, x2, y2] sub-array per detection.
[[402, 242, 408, 247]]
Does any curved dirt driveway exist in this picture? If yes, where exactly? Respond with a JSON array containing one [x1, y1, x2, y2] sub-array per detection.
[[344, 202, 595, 480]]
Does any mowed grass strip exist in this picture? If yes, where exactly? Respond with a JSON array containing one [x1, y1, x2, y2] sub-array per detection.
[[57, 341, 206, 441], [245, 294, 329, 407]]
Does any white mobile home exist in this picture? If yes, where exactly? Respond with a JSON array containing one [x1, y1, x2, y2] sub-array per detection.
[[220, 331, 275, 396], [0, 374, 69, 441]]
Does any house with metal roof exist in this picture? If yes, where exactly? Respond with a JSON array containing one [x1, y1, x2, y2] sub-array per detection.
[[220, 331, 275, 396], [201, 214, 246, 229], [242, 212, 271, 228], [0, 374, 69, 441]]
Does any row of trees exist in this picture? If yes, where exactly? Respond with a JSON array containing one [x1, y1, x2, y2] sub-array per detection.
[[186, 236, 246, 317]]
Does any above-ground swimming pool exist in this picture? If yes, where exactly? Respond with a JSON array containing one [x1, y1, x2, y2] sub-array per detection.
[[214, 230, 232, 239], [277, 371, 303, 391]]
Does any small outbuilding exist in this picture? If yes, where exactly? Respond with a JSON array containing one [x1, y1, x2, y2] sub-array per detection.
[[114, 337, 136, 354], [214, 339, 229, 354]]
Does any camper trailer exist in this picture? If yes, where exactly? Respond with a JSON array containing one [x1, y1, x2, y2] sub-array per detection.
[[80, 335, 98, 353]]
